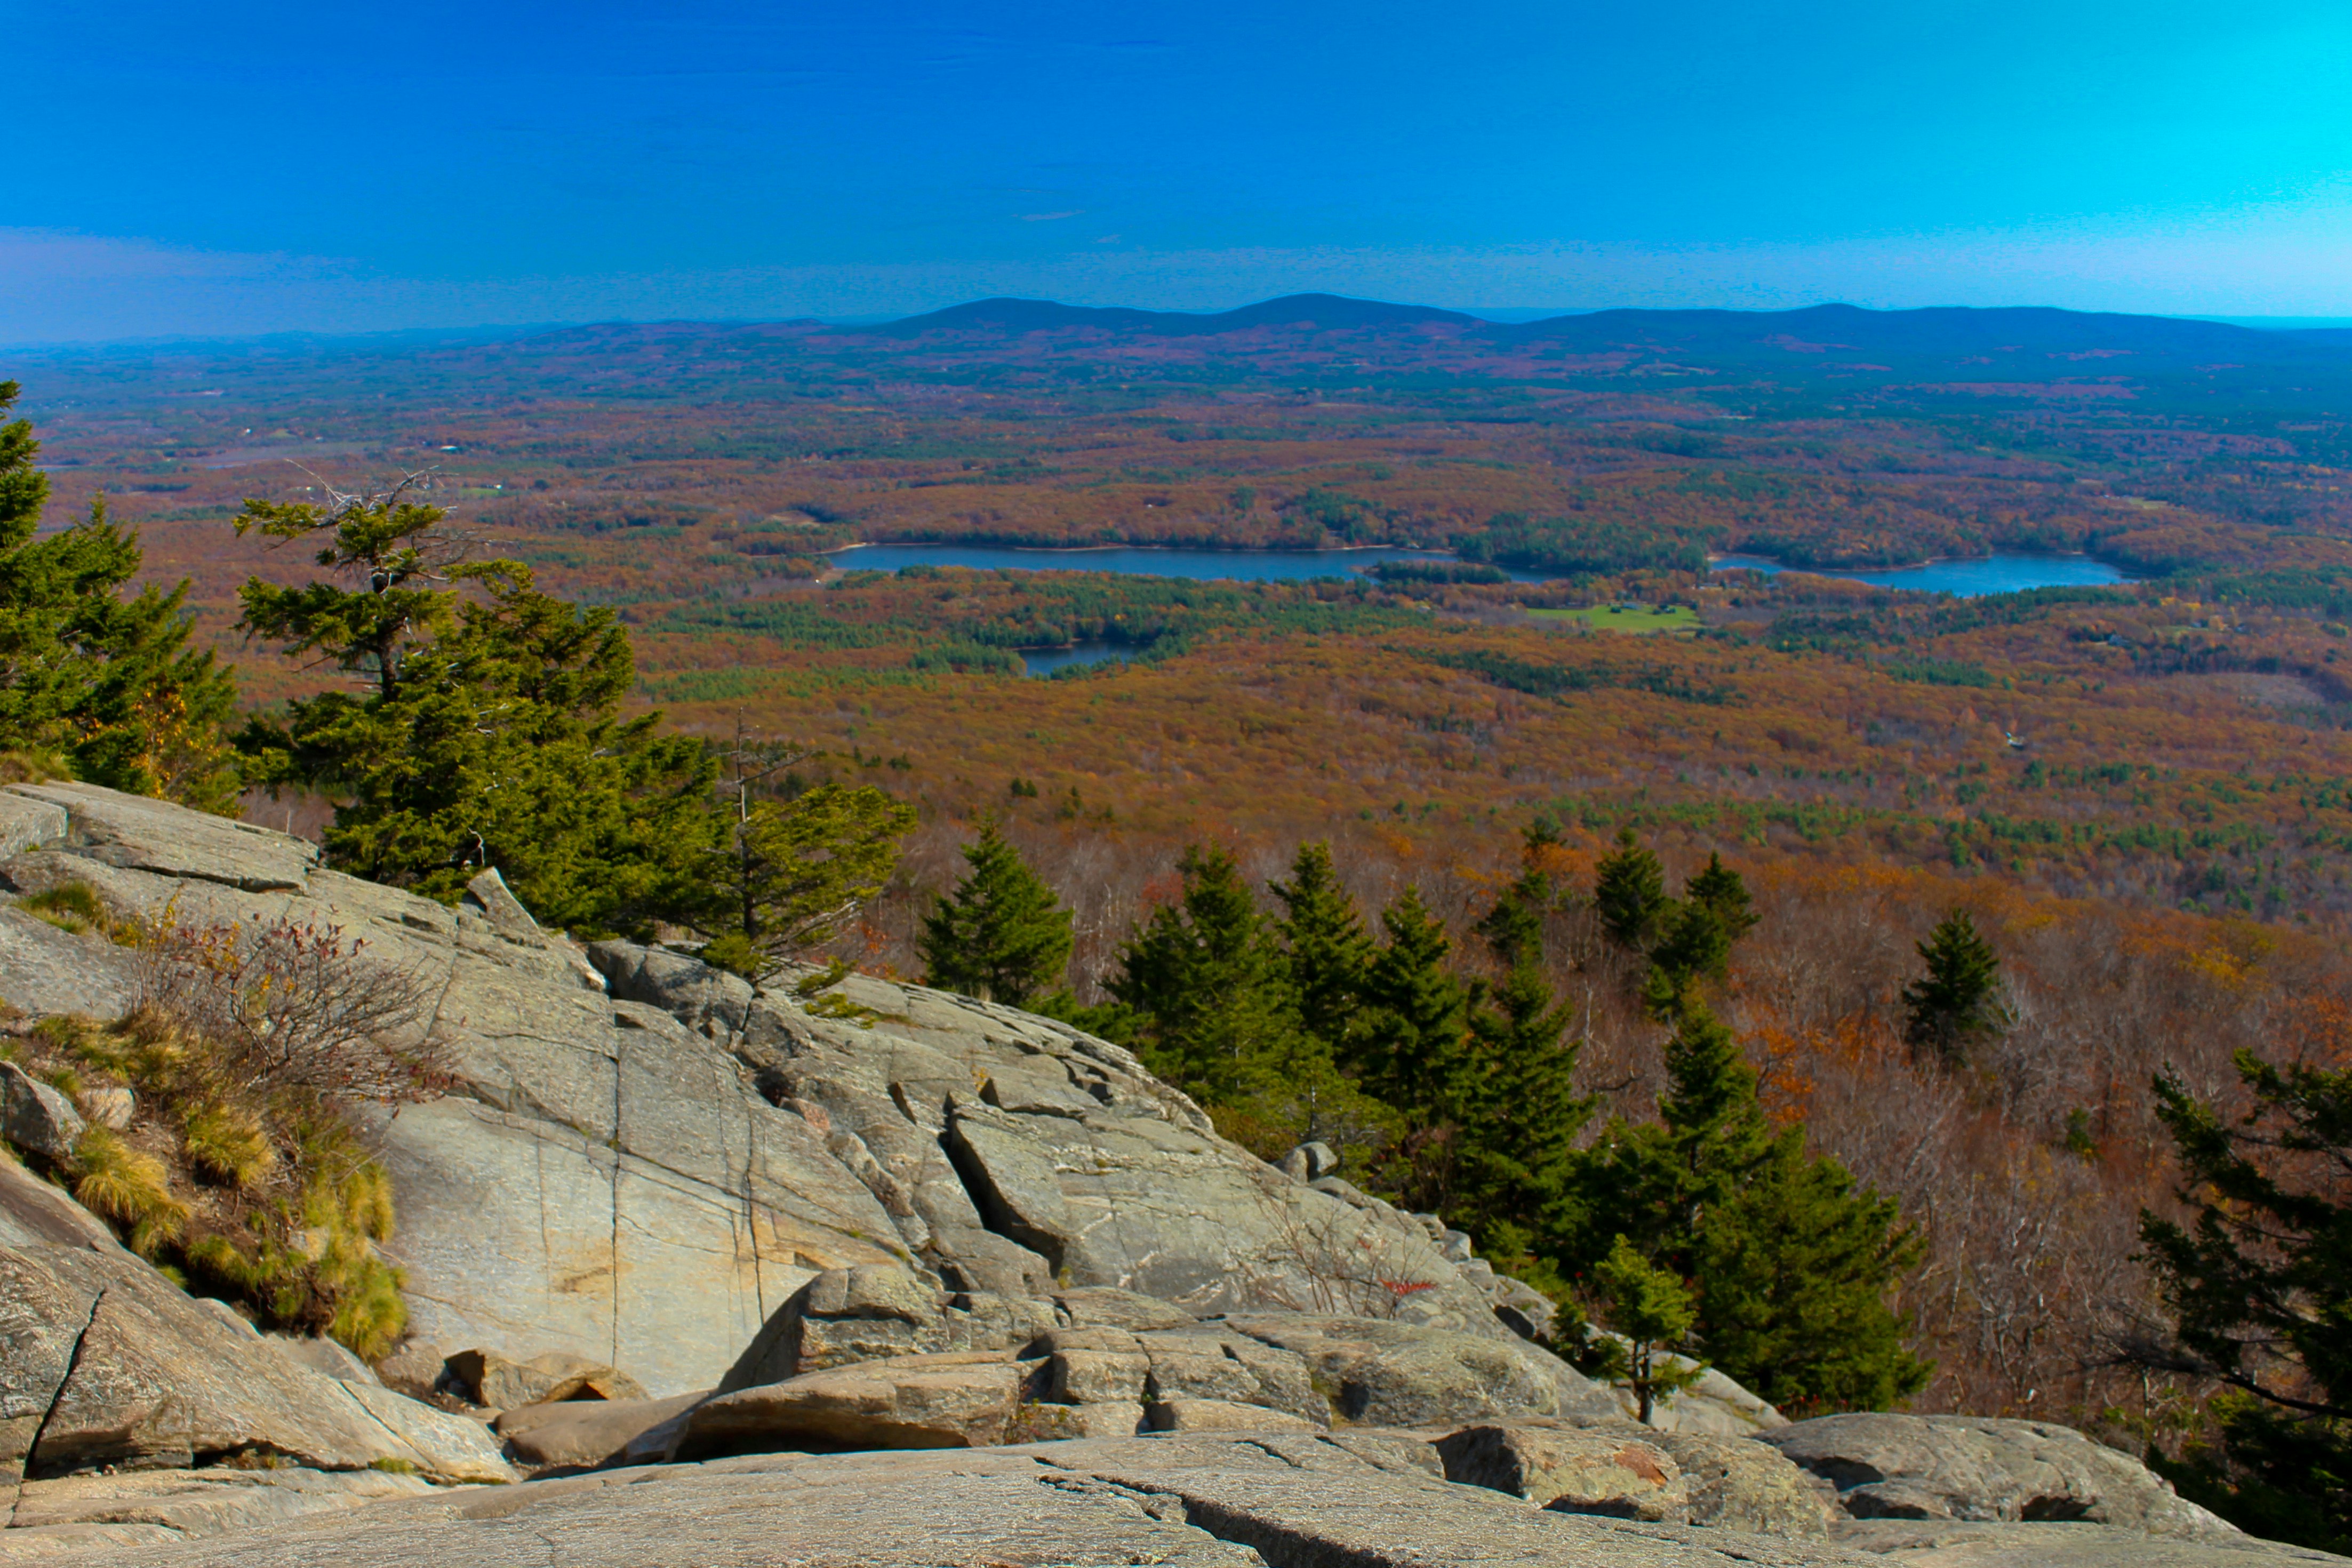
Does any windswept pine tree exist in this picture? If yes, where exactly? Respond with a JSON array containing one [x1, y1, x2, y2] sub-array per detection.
[[0, 382, 237, 805], [919, 815, 1073, 1006], [233, 475, 721, 934]]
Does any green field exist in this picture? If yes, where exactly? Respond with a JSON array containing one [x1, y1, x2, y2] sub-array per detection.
[[1527, 604, 1701, 635]]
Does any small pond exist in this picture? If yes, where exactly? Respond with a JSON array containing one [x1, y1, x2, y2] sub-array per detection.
[[829, 542, 1550, 583], [1709, 553, 2131, 597], [1019, 641, 1131, 677]]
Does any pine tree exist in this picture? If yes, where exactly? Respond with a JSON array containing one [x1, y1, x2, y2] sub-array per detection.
[[1107, 844, 1295, 1103], [1649, 901, 1733, 994], [1684, 854, 1758, 942], [1646, 854, 1756, 996], [1590, 1234, 1703, 1423], [1902, 910, 2006, 1066], [1593, 827, 1671, 951], [2137, 1051, 2352, 1553], [0, 383, 237, 804], [231, 482, 722, 933], [1270, 841, 1374, 1053], [1456, 831, 1595, 1262], [919, 815, 1073, 1006], [1357, 887, 1470, 1115], [704, 781, 917, 986], [1695, 1135, 1930, 1413], [1569, 995, 1925, 1413]]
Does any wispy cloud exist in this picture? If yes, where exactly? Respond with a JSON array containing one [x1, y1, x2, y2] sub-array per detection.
[[1018, 211, 1084, 222]]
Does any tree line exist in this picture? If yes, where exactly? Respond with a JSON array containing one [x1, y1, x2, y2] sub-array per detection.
[[3, 403, 2346, 1553]]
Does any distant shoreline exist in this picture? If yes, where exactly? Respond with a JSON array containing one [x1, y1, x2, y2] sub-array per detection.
[[829, 541, 1450, 557], [1707, 548, 2119, 573]]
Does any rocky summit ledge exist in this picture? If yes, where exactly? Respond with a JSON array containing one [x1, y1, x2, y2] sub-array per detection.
[[55, 1430, 2347, 1568], [0, 782, 2337, 1568]]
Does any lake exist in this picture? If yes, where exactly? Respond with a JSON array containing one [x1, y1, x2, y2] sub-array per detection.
[[1020, 641, 1131, 677], [830, 542, 1550, 582], [1708, 553, 2131, 597]]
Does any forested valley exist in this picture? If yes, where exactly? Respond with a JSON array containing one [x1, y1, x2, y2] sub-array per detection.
[[6, 299, 2352, 1549]]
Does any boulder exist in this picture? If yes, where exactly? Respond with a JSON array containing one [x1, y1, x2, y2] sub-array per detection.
[[79, 1085, 134, 1131], [0, 903, 139, 1021], [332, 1380, 532, 1485], [941, 1096, 1500, 1329], [674, 1350, 1027, 1458], [4, 781, 317, 892], [1005, 1399, 1148, 1441], [0, 1242, 517, 1485], [0, 1061, 84, 1161], [1220, 1313, 1620, 1427], [443, 1348, 645, 1411], [1437, 1422, 1690, 1522], [1762, 1412, 2239, 1540], [1054, 1286, 1197, 1332], [1278, 1140, 1340, 1181], [1043, 1349, 1150, 1404], [494, 1391, 708, 1471], [0, 791, 65, 860]]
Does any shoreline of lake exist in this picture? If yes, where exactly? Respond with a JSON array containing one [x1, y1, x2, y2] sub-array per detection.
[[1708, 550, 2133, 597]]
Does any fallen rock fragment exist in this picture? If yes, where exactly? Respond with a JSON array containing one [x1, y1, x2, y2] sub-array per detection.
[[443, 1348, 646, 1411], [1437, 1422, 1691, 1521], [495, 1391, 709, 1470], [676, 1350, 1026, 1458]]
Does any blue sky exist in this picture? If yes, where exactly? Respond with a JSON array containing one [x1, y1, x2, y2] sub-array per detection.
[[7, 1, 2350, 340]]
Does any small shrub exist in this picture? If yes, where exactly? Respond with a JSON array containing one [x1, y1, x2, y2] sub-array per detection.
[[13, 911, 443, 1362], [132, 913, 441, 1099]]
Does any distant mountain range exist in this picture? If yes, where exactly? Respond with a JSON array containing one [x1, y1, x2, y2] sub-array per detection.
[[871, 293, 1479, 337], [867, 294, 2352, 372]]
